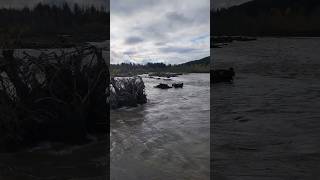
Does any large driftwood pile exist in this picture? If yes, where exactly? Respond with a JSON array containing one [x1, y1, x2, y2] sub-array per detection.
[[0, 45, 109, 151], [110, 76, 147, 109]]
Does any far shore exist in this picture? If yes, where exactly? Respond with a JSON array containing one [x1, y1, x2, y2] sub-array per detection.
[[211, 35, 320, 48], [1, 34, 109, 49], [111, 71, 209, 78]]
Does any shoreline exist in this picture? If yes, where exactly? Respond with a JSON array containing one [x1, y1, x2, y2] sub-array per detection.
[[211, 36, 320, 49], [1, 35, 109, 49]]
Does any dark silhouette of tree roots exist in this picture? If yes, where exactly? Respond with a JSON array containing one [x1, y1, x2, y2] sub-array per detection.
[[0, 45, 109, 151]]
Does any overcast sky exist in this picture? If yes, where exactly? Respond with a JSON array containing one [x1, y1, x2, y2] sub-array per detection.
[[1, 0, 250, 64], [111, 0, 210, 64]]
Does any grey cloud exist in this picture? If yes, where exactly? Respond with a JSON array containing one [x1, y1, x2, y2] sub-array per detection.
[[123, 50, 137, 55], [134, 13, 193, 42], [125, 36, 144, 44], [159, 47, 197, 54], [166, 12, 192, 24], [111, 0, 158, 15], [111, 0, 210, 64], [154, 42, 166, 46], [131, 24, 169, 44], [117, 1, 209, 45]]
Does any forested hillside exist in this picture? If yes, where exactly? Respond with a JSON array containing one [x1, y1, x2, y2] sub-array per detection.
[[0, 3, 109, 47], [212, 0, 320, 36]]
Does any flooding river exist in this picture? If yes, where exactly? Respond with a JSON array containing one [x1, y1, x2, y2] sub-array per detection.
[[111, 73, 210, 180], [212, 38, 320, 179]]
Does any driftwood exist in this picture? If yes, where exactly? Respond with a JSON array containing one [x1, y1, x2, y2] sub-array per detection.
[[0, 45, 109, 151]]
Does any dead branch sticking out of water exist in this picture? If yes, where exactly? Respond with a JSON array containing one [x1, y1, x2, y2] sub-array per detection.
[[110, 76, 147, 109], [0, 45, 109, 151]]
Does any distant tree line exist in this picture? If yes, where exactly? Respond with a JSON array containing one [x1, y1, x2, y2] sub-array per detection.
[[111, 57, 210, 76], [0, 2, 109, 45], [212, 0, 320, 36]]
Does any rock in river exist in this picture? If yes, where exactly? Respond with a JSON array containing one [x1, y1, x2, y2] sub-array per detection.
[[154, 83, 172, 89], [172, 83, 183, 88]]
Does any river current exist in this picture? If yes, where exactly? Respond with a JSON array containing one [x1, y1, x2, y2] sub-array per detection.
[[110, 73, 210, 180], [212, 37, 320, 179]]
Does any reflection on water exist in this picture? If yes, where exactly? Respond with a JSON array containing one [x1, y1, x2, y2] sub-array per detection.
[[111, 73, 210, 180], [212, 38, 320, 179]]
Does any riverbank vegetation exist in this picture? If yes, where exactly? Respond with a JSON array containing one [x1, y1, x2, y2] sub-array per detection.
[[110, 77, 147, 109], [0, 44, 150, 151], [0, 45, 109, 151]]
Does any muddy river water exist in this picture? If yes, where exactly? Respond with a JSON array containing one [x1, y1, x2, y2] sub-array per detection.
[[212, 37, 320, 179], [111, 73, 210, 180]]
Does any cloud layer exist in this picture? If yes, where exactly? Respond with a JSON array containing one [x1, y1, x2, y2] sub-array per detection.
[[111, 0, 210, 64]]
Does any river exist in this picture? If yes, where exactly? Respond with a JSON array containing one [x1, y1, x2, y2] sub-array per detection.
[[212, 37, 320, 179], [110, 73, 210, 180]]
